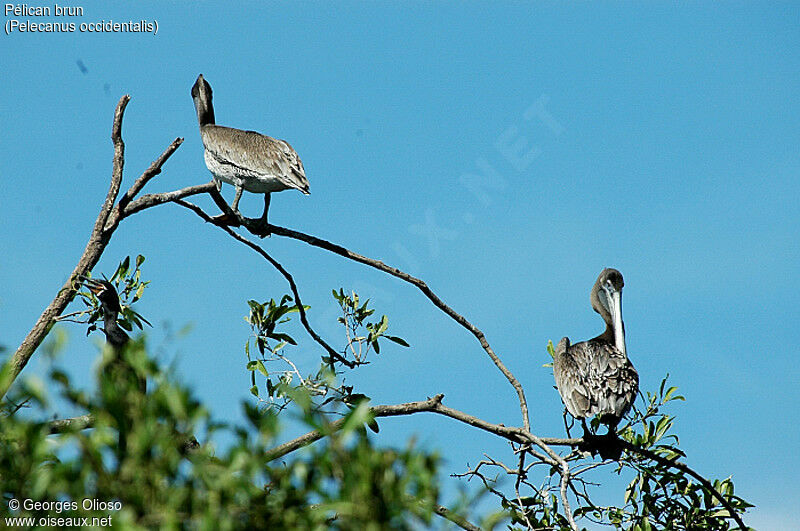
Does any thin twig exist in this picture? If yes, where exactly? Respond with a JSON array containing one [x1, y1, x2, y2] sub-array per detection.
[[559, 460, 578, 531], [265, 394, 567, 462], [173, 199, 353, 368], [266, 223, 532, 431], [114, 137, 184, 213], [514, 446, 535, 530], [431, 502, 481, 531], [121, 181, 215, 218], [619, 440, 748, 530], [48, 414, 94, 433], [2, 96, 131, 401]]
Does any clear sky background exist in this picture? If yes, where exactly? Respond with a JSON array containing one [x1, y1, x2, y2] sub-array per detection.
[[2, 2, 798, 528]]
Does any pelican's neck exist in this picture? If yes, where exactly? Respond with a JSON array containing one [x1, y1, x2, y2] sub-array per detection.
[[194, 96, 215, 127], [596, 323, 614, 344], [594, 318, 626, 357]]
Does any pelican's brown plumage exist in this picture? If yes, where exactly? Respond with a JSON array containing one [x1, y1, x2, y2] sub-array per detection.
[[191, 74, 309, 235], [553, 268, 638, 432]]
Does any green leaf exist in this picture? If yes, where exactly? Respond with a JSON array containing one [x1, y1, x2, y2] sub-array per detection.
[[270, 333, 297, 346], [385, 335, 410, 347], [340, 401, 373, 434], [664, 386, 679, 401], [546, 340, 555, 358], [133, 282, 146, 303], [273, 341, 287, 353]]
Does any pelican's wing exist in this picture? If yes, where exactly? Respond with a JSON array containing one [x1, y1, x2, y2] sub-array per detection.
[[585, 342, 639, 420], [202, 125, 309, 193], [554, 337, 591, 418], [554, 338, 639, 422]]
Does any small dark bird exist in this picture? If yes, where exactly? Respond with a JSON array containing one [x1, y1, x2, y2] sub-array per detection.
[[83, 278, 145, 394], [553, 268, 639, 457], [85, 278, 129, 347], [191, 74, 309, 235], [83, 277, 147, 458]]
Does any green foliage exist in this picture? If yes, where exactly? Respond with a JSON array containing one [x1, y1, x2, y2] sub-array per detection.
[[543, 339, 556, 368], [333, 289, 410, 363], [244, 292, 407, 438], [600, 376, 754, 530], [0, 338, 440, 529], [76, 255, 152, 334], [539, 336, 754, 531], [244, 295, 335, 412]]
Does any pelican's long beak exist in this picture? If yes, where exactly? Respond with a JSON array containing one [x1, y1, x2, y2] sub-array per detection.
[[608, 289, 626, 357]]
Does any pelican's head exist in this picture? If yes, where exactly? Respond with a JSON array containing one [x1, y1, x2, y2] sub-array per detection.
[[191, 74, 215, 126], [590, 268, 626, 356]]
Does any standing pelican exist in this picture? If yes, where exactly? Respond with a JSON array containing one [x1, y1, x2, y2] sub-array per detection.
[[553, 268, 638, 452], [191, 74, 309, 236]]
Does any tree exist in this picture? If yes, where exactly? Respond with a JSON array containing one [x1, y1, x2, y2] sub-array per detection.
[[1, 95, 753, 529]]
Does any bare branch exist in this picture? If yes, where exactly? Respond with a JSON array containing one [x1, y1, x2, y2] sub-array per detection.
[[48, 414, 94, 434], [266, 395, 444, 461], [122, 182, 217, 217], [173, 199, 353, 368], [115, 137, 184, 213], [432, 502, 481, 531], [121, 181, 214, 218], [265, 394, 571, 464], [514, 448, 536, 530], [2, 96, 131, 401], [619, 440, 748, 530], [3, 96, 186, 403], [259, 223, 532, 431], [98, 95, 131, 231], [559, 460, 578, 530]]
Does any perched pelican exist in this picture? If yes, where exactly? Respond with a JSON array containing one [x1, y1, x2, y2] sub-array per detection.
[[191, 74, 309, 235], [553, 268, 639, 452]]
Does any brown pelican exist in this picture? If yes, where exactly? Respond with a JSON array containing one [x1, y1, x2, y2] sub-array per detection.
[[191, 74, 309, 236], [553, 268, 639, 456]]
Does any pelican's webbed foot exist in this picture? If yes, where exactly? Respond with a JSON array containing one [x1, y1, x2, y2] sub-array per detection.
[[239, 215, 271, 238], [246, 192, 272, 238], [210, 211, 243, 228], [577, 420, 597, 455], [595, 431, 623, 461], [578, 423, 624, 460]]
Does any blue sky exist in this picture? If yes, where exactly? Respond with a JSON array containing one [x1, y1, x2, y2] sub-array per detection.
[[2, 2, 798, 527]]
